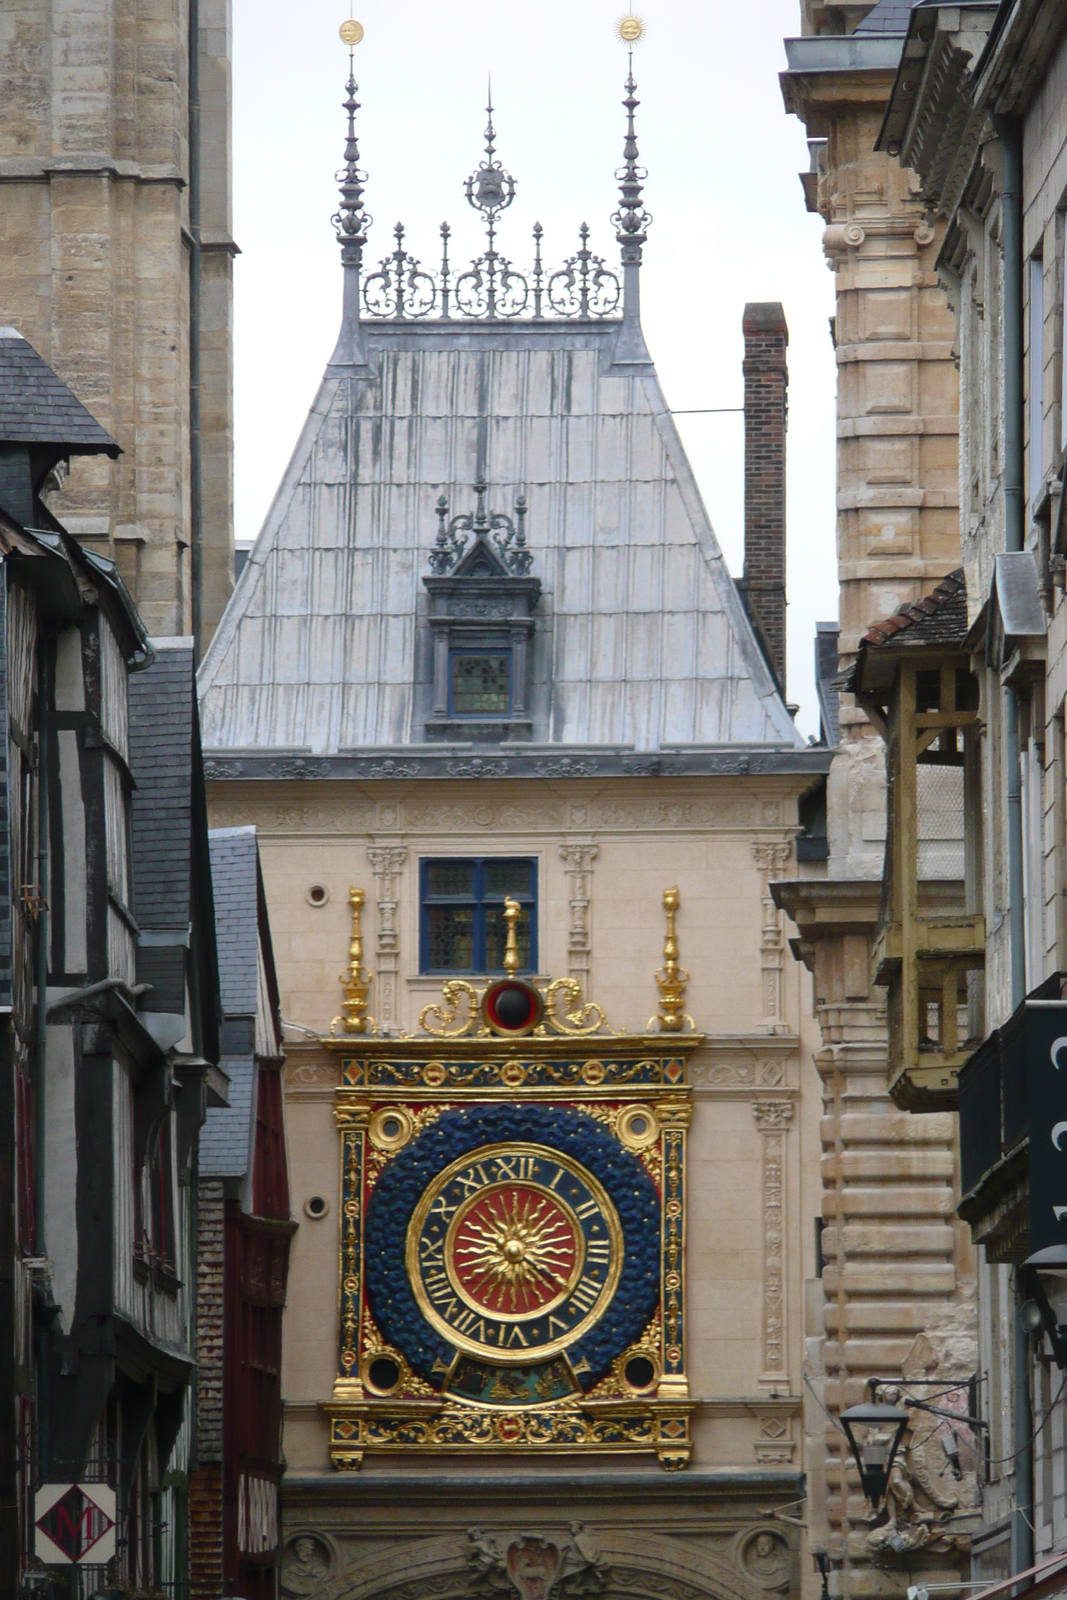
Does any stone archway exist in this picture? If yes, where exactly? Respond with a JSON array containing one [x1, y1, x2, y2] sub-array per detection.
[[281, 1526, 795, 1600]]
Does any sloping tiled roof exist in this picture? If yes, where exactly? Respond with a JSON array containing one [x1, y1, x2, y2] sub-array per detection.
[[129, 640, 196, 1012], [198, 326, 803, 755], [199, 1057, 256, 1179], [208, 827, 258, 1019], [856, 0, 924, 33], [861, 568, 968, 649], [0, 330, 119, 454]]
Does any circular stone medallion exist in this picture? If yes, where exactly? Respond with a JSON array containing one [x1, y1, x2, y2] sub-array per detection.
[[407, 1142, 622, 1363]]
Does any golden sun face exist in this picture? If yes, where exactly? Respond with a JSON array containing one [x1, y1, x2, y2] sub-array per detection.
[[616, 14, 645, 44], [451, 1188, 580, 1314], [407, 1143, 624, 1364]]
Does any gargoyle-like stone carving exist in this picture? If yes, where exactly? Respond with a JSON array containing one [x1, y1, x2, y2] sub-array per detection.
[[467, 1524, 609, 1600], [865, 1389, 975, 1555]]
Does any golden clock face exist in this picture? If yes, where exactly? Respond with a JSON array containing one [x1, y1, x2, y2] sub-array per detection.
[[406, 1142, 623, 1364]]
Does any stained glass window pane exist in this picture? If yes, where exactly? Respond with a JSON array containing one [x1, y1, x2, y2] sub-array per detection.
[[484, 860, 531, 898], [425, 861, 475, 897], [451, 653, 510, 715], [428, 907, 474, 970], [485, 906, 531, 972]]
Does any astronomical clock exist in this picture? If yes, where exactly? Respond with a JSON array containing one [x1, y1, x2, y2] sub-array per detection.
[[324, 892, 701, 1469]]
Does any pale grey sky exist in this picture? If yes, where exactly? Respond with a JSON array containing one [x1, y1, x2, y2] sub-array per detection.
[[231, 0, 836, 739]]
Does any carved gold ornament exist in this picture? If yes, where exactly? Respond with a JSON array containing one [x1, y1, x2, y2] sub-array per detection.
[[418, 971, 609, 1040], [616, 1103, 660, 1152], [330, 886, 375, 1036], [339, 18, 364, 45], [616, 12, 645, 43], [368, 1106, 414, 1153], [649, 886, 695, 1033]]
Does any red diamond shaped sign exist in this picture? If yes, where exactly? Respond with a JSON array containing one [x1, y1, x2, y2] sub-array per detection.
[[35, 1483, 116, 1565]]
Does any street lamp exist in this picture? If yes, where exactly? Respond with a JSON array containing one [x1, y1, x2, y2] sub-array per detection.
[[1021, 1243, 1067, 1369], [839, 1401, 910, 1510]]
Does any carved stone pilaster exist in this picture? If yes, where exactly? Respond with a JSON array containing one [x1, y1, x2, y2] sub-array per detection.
[[752, 843, 792, 1029], [559, 843, 598, 985], [367, 845, 407, 1030], [753, 1100, 793, 1385]]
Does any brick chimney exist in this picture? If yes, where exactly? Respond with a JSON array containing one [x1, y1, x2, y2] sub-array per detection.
[[742, 302, 788, 694]]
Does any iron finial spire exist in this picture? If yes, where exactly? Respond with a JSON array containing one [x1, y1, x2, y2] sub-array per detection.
[[610, 18, 653, 359], [333, 55, 370, 270], [612, 52, 652, 271], [329, 21, 373, 369], [463, 79, 517, 318]]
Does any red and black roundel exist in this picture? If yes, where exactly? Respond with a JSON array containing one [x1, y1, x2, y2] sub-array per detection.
[[480, 978, 544, 1036]]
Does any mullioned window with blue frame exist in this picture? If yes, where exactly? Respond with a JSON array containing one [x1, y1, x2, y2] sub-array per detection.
[[419, 857, 537, 973]]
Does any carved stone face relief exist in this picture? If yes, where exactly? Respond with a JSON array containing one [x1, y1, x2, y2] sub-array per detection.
[[282, 1533, 333, 1595], [739, 1530, 791, 1592]]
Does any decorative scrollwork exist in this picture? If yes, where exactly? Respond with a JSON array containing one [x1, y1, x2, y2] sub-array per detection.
[[542, 978, 609, 1036], [363, 222, 436, 318], [455, 252, 529, 319], [428, 480, 533, 576], [548, 224, 621, 318], [418, 979, 482, 1038]]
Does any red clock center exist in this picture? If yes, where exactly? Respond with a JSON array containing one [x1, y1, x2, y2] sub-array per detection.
[[448, 1184, 581, 1317]]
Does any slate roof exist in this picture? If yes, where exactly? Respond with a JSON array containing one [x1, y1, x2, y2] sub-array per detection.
[[0, 330, 119, 455], [130, 641, 196, 934], [198, 327, 803, 755], [857, 0, 925, 32], [815, 622, 840, 748], [208, 827, 259, 1019], [199, 1057, 256, 1179], [128, 638, 216, 1025]]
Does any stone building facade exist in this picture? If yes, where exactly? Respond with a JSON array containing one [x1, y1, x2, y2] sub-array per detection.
[[870, 1, 1067, 1590], [0, 0, 236, 646], [777, 4, 980, 1599], [199, 46, 832, 1600]]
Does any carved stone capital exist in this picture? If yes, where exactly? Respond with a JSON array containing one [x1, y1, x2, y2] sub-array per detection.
[[753, 1101, 794, 1132]]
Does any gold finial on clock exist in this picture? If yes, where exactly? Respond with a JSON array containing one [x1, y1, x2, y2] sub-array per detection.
[[331, 885, 375, 1035], [502, 896, 522, 976], [651, 886, 693, 1033]]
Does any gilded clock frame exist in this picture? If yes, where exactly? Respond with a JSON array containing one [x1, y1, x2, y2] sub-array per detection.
[[324, 1025, 698, 1471]]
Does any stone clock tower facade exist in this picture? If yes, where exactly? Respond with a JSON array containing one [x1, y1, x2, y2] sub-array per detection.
[[199, 47, 830, 1600]]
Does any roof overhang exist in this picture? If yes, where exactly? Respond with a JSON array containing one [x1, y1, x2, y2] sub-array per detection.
[[972, 0, 1067, 118], [987, 549, 1047, 682], [876, 3, 998, 216], [781, 34, 904, 127]]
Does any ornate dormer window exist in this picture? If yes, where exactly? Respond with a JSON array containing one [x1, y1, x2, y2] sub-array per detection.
[[423, 480, 542, 742]]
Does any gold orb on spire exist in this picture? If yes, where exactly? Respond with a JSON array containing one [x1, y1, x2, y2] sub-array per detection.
[[616, 12, 645, 43], [339, 18, 364, 46]]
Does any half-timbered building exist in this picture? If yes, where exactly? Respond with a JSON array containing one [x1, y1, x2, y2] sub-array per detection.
[[0, 330, 225, 1595]]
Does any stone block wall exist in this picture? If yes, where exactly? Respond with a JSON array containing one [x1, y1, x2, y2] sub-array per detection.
[[0, 0, 234, 645]]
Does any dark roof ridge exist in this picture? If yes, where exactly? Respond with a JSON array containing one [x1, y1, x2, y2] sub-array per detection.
[[861, 567, 966, 648]]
